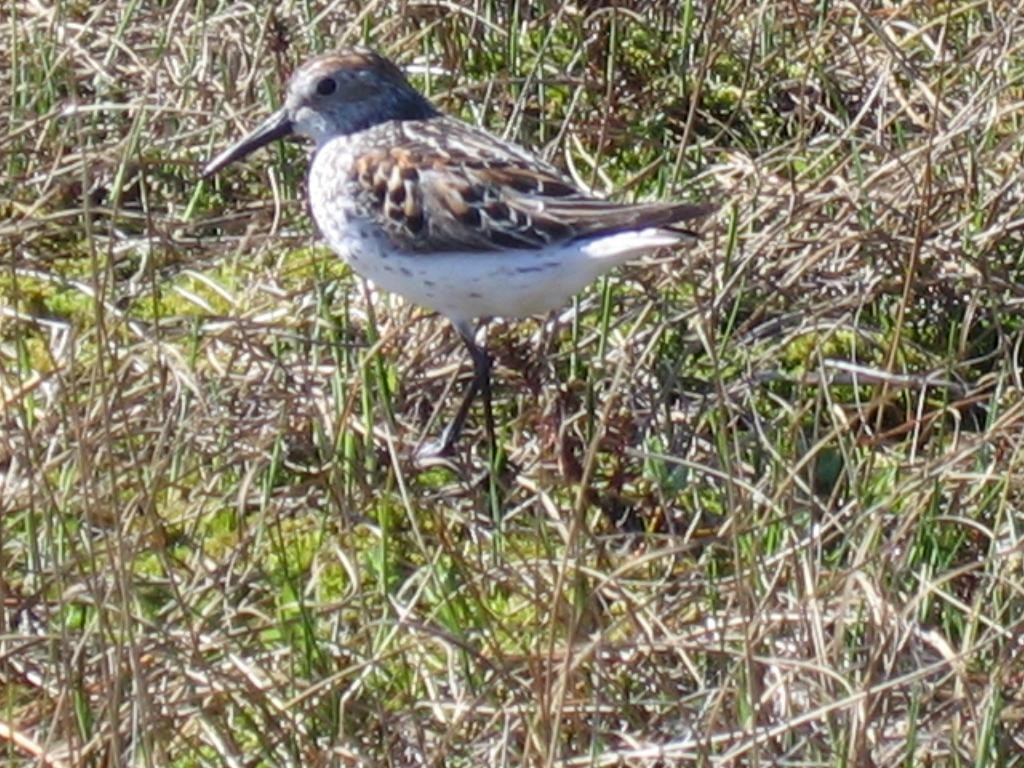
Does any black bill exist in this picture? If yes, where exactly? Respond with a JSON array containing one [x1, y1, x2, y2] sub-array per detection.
[[202, 107, 292, 178]]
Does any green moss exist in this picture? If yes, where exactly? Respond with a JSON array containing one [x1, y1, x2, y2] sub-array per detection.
[[0, 266, 96, 326], [778, 328, 867, 372]]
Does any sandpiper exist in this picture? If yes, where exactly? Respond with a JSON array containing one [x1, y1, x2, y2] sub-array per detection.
[[203, 48, 712, 456]]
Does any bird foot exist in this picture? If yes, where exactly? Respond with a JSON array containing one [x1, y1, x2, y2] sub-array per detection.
[[414, 435, 457, 462]]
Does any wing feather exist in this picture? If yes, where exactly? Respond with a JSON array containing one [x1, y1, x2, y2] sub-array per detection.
[[343, 117, 712, 252]]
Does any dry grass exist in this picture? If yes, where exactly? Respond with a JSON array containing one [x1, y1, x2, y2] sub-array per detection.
[[2, 1, 1024, 766]]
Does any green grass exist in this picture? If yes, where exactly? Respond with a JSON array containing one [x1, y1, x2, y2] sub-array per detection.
[[3, 1, 1024, 766]]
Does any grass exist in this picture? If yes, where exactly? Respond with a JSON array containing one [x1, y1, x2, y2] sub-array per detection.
[[3, 0, 1024, 765]]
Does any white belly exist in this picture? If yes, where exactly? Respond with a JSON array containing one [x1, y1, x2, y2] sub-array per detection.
[[308, 140, 686, 323], [310, 211, 601, 321]]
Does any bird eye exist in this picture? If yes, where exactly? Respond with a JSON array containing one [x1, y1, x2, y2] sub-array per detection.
[[316, 77, 337, 96]]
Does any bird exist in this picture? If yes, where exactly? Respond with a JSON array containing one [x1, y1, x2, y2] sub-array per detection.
[[202, 47, 712, 457]]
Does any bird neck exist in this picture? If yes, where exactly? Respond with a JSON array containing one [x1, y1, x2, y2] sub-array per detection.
[[337, 86, 439, 139]]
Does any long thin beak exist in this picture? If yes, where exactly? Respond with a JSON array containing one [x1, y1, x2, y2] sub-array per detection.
[[202, 107, 293, 178]]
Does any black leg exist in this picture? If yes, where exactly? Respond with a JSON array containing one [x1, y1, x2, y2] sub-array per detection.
[[467, 326, 496, 455], [421, 320, 495, 457]]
